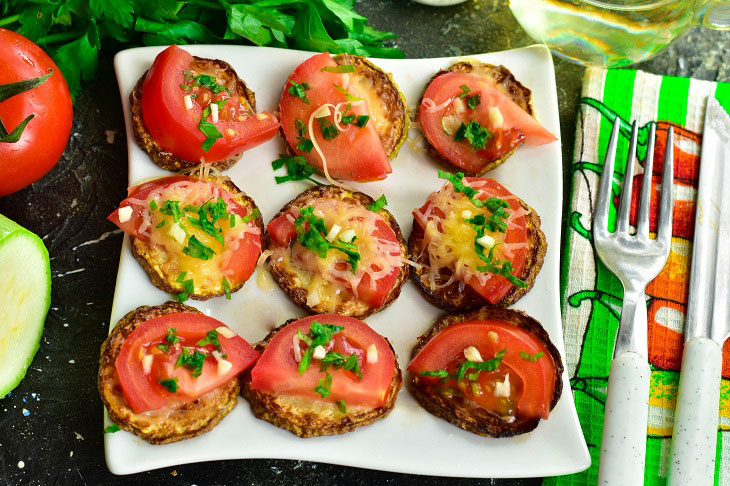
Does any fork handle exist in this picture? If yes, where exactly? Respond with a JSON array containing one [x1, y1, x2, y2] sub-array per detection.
[[668, 337, 722, 486], [597, 351, 651, 485]]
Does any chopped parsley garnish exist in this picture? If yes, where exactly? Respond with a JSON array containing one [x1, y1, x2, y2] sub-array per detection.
[[180, 83, 192, 91], [240, 208, 260, 224], [104, 425, 121, 434], [321, 65, 356, 73], [340, 114, 355, 125], [187, 198, 228, 247], [294, 206, 360, 273], [288, 81, 311, 104], [222, 277, 231, 300], [155, 220, 167, 229], [333, 84, 363, 102], [314, 372, 333, 399], [519, 351, 545, 362], [199, 105, 223, 152], [159, 200, 182, 222], [466, 94, 481, 110], [319, 351, 362, 379], [316, 117, 340, 141], [454, 121, 490, 151], [175, 347, 208, 378], [272, 155, 323, 186], [197, 330, 222, 352], [157, 344, 171, 353], [183, 235, 216, 261], [355, 115, 369, 128], [420, 370, 450, 379], [366, 194, 388, 213], [437, 171, 483, 208], [474, 240, 526, 288], [458, 84, 471, 98], [165, 327, 181, 345], [344, 353, 363, 379], [177, 275, 195, 302], [455, 349, 506, 382], [159, 378, 178, 393], [149, 200, 158, 211], [193, 74, 230, 95], [294, 119, 314, 153], [337, 400, 347, 414], [297, 321, 344, 375], [465, 199, 510, 234]]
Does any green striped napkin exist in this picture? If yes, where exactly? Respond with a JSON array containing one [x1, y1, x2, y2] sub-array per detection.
[[545, 68, 730, 485]]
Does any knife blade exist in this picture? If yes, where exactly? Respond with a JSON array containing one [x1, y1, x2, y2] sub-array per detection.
[[668, 97, 730, 486]]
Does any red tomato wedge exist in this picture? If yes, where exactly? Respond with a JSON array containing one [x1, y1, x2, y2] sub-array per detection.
[[413, 177, 528, 304], [419, 72, 556, 174], [408, 320, 555, 420], [116, 313, 259, 413], [141, 45, 279, 164], [279, 53, 391, 181], [107, 175, 261, 286], [267, 206, 402, 308], [249, 315, 395, 408]]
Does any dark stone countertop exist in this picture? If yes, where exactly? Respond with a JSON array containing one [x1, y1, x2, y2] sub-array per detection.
[[0, 1, 728, 485]]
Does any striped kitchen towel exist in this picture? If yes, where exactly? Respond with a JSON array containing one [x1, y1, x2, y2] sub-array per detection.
[[544, 68, 730, 485]]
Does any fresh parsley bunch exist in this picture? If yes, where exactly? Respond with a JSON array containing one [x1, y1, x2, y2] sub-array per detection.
[[0, 0, 404, 98]]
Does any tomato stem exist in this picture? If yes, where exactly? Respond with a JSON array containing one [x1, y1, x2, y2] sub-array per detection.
[[0, 14, 19, 27]]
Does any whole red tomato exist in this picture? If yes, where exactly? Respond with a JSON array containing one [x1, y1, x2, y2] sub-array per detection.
[[0, 28, 73, 197]]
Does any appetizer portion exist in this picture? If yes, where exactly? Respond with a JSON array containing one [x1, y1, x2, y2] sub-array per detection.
[[241, 314, 401, 437], [418, 59, 556, 175], [98, 302, 259, 444], [279, 53, 408, 182], [131, 45, 279, 171], [409, 172, 546, 311], [108, 172, 263, 301], [408, 307, 563, 437], [266, 186, 408, 318]]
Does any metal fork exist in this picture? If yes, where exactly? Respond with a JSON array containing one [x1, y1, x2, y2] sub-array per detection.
[[594, 118, 674, 485]]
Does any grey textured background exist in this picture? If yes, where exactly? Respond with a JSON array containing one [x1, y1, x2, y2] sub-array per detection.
[[0, 0, 728, 484]]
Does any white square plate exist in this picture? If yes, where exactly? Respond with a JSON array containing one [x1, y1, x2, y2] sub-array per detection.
[[108, 44, 589, 477]]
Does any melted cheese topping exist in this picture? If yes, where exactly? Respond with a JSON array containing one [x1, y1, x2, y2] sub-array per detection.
[[124, 179, 260, 291], [271, 197, 403, 312], [414, 182, 527, 290]]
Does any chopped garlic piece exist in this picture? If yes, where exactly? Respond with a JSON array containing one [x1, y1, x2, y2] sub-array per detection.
[[476, 234, 495, 248], [488, 106, 504, 129], [211, 102, 219, 122], [326, 224, 342, 242], [142, 354, 153, 374], [217, 359, 233, 375], [212, 350, 223, 362], [306, 289, 321, 307], [215, 326, 236, 339], [494, 373, 511, 398], [226, 128, 236, 136], [168, 223, 186, 245], [312, 105, 332, 118], [367, 344, 378, 364], [293, 334, 302, 362], [312, 345, 326, 360], [339, 229, 356, 243], [184, 95, 193, 110], [452, 97, 466, 115], [488, 331, 499, 343], [464, 346, 483, 362], [257, 113, 268, 120], [117, 206, 133, 223], [461, 210, 472, 219]]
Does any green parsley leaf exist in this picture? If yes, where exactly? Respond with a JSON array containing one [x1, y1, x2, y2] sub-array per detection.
[[321, 65, 356, 73], [222, 277, 231, 300], [155, 220, 167, 229], [344, 353, 363, 379], [294, 206, 361, 272], [314, 372, 333, 399], [159, 378, 178, 393], [187, 198, 227, 247], [297, 321, 344, 375], [419, 370, 450, 379], [320, 351, 346, 371], [157, 344, 171, 353], [297, 138, 314, 153], [271, 155, 323, 186], [455, 349, 506, 382], [438, 171, 482, 207], [288, 81, 310, 104], [340, 114, 355, 125], [177, 277, 194, 302], [333, 84, 363, 102], [337, 399, 347, 414], [149, 200, 158, 211], [159, 200, 182, 222], [454, 121, 490, 151], [193, 74, 229, 95], [197, 330, 222, 352], [103, 424, 121, 434], [458, 84, 470, 98], [355, 115, 370, 128], [199, 105, 223, 152], [165, 328, 181, 345], [519, 351, 545, 362], [466, 94, 481, 110], [316, 117, 340, 141], [183, 235, 216, 260], [175, 347, 208, 377], [240, 208, 260, 224], [366, 194, 387, 213]]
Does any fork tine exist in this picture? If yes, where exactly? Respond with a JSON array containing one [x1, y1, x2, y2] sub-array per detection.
[[616, 121, 639, 234], [656, 126, 675, 244], [595, 117, 621, 233], [636, 123, 656, 237]]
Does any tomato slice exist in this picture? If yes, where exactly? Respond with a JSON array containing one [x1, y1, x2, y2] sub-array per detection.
[[249, 315, 395, 408], [108, 175, 261, 287], [115, 312, 259, 413], [419, 72, 556, 174], [267, 205, 401, 308], [407, 320, 555, 420], [279, 53, 391, 182], [141, 45, 279, 163], [413, 177, 528, 304]]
